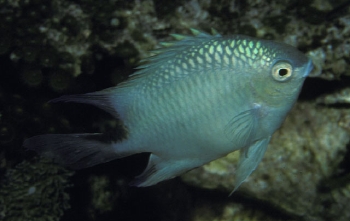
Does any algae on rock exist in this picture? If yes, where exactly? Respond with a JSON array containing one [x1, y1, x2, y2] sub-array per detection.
[[0, 158, 73, 221]]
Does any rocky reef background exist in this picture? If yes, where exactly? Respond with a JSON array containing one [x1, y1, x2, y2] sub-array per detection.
[[0, 0, 349, 220]]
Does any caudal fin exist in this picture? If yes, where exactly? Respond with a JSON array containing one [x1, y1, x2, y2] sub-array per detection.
[[23, 133, 133, 169]]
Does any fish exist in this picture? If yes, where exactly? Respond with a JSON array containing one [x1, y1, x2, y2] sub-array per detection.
[[23, 29, 313, 192]]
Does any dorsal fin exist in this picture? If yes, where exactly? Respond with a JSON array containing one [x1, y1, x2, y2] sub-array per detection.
[[169, 33, 188, 40], [113, 29, 222, 90], [132, 29, 221, 75], [189, 28, 202, 36], [211, 28, 219, 35]]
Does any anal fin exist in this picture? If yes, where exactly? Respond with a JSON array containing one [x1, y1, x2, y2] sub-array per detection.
[[130, 154, 182, 187]]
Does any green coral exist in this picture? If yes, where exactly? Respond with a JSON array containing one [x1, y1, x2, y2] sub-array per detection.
[[192, 199, 287, 221], [20, 69, 43, 88], [48, 70, 73, 93], [0, 158, 73, 221], [87, 175, 118, 219]]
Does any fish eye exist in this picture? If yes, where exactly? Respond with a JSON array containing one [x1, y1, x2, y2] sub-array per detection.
[[271, 61, 293, 82]]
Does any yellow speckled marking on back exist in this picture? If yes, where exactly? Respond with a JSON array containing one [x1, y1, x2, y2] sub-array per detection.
[[230, 40, 235, 48], [216, 44, 223, 54], [209, 45, 214, 55], [225, 46, 232, 55]]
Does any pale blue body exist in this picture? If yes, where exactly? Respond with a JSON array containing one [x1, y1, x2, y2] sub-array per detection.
[[24, 30, 313, 191]]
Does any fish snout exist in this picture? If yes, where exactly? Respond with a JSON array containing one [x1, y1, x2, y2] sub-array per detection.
[[303, 59, 314, 78]]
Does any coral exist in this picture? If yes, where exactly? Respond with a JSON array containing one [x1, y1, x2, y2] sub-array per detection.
[[20, 69, 44, 88], [48, 70, 73, 93], [327, 181, 350, 221], [192, 202, 281, 221], [87, 175, 118, 219], [316, 87, 350, 105], [0, 158, 73, 221], [0, 0, 162, 94]]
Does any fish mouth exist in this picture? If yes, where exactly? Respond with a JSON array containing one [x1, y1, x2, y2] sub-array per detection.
[[303, 59, 314, 77]]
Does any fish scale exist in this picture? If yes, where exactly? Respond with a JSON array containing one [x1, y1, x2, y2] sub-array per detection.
[[24, 29, 313, 192]]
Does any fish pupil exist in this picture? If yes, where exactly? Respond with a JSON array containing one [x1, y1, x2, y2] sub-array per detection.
[[278, 68, 288, 76]]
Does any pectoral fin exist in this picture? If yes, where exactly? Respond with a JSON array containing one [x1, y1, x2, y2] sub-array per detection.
[[231, 136, 271, 195], [225, 104, 261, 147]]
